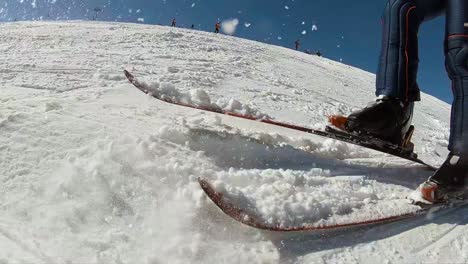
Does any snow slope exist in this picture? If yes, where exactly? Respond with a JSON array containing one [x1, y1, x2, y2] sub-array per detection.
[[0, 21, 466, 263]]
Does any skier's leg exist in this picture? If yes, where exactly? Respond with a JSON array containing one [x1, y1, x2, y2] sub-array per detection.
[[330, 0, 445, 147], [445, 0, 468, 157], [429, 0, 468, 187], [376, 0, 445, 102], [413, 0, 468, 204]]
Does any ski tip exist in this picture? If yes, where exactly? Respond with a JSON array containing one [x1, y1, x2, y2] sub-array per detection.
[[197, 177, 264, 229], [328, 115, 348, 130], [198, 177, 223, 207], [198, 177, 211, 191], [123, 69, 134, 81], [198, 178, 228, 209]]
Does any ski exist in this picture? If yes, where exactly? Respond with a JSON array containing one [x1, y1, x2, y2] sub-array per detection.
[[198, 177, 468, 232], [124, 70, 435, 170]]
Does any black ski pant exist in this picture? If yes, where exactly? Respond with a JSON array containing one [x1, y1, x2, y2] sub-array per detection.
[[378, 0, 468, 155]]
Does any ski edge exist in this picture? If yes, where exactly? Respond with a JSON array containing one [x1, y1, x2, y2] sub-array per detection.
[[198, 177, 431, 232]]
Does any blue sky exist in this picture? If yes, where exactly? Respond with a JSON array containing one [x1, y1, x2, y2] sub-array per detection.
[[0, 0, 452, 103]]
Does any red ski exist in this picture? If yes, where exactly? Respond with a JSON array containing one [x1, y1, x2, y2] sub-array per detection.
[[124, 70, 435, 170], [198, 177, 468, 232]]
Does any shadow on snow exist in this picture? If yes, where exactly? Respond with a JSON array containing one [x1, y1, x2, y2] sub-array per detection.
[[185, 127, 432, 189], [268, 203, 468, 263]]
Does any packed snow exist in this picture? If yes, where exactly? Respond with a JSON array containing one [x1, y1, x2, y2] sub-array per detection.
[[0, 21, 466, 264]]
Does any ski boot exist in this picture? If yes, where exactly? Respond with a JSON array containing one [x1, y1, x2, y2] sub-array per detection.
[[410, 153, 468, 204], [329, 95, 415, 152]]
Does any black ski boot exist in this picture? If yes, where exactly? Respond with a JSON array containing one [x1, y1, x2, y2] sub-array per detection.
[[330, 96, 415, 150], [411, 153, 468, 204]]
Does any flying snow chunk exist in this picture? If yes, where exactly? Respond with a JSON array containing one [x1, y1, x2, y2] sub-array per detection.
[[137, 18, 144, 23], [302, 21, 306, 25], [277, 36, 282, 40], [136, 9, 141, 13], [244, 22, 251, 28], [191, 3, 196, 7], [222, 18, 239, 35], [301, 30, 307, 35], [284, 5, 289, 10], [31, 0, 36, 8], [312, 25, 318, 31]]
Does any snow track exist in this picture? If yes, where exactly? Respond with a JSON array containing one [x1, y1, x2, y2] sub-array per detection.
[[0, 21, 465, 263]]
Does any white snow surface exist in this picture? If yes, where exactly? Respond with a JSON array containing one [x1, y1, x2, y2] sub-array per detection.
[[0, 21, 467, 263]]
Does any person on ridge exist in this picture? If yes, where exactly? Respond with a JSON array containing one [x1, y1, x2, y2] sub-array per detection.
[[171, 18, 176, 27], [329, 0, 468, 204], [295, 39, 300, 51], [215, 22, 221, 33]]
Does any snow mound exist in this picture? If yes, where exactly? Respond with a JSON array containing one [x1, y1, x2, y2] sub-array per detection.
[[211, 170, 420, 228], [140, 79, 271, 119]]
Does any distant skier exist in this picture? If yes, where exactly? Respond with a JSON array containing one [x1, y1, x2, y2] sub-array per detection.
[[215, 22, 221, 33], [330, 0, 468, 204], [191, 24, 195, 29], [171, 18, 176, 27], [294, 39, 300, 51], [316, 50, 322, 57]]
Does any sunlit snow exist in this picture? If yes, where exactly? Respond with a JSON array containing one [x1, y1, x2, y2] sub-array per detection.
[[0, 21, 461, 264]]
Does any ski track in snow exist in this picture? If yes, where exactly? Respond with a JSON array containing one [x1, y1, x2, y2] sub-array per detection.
[[0, 20, 466, 263]]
